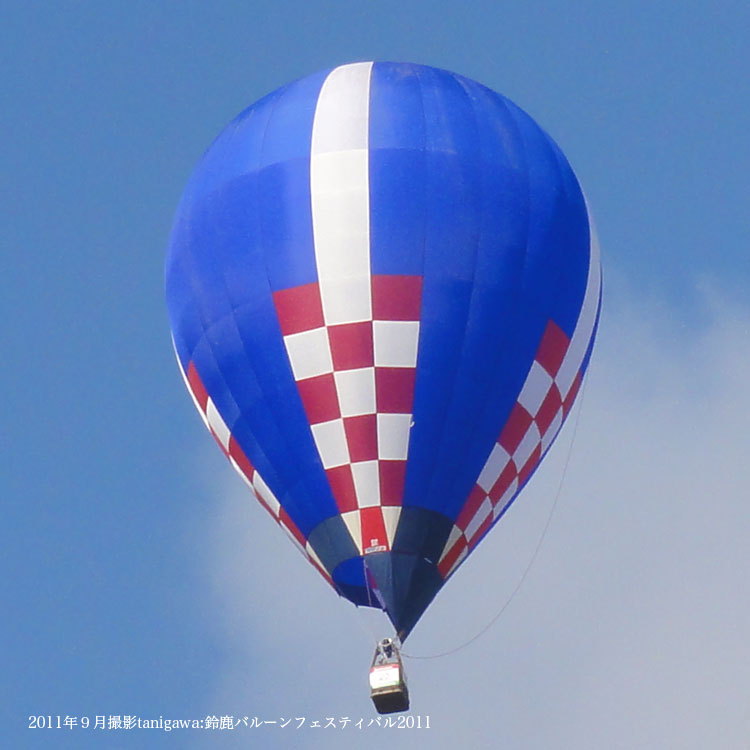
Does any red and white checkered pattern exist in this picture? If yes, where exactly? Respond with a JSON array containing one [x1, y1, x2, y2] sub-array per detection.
[[437, 209, 601, 580], [273, 275, 422, 556], [436, 320, 581, 579], [177, 357, 334, 587], [269, 62, 419, 557]]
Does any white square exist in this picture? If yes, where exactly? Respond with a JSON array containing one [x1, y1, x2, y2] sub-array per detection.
[[476, 443, 511, 493], [512, 421, 541, 470], [377, 413, 412, 460], [351, 460, 381, 508], [373, 321, 419, 367], [311, 419, 350, 468], [492, 477, 519, 519], [206, 398, 230, 451], [540, 409, 563, 454], [334, 368, 375, 417], [439, 525, 464, 564], [465, 497, 492, 542], [517, 361, 554, 417], [283, 328, 332, 380], [252, 471, 280, 516]]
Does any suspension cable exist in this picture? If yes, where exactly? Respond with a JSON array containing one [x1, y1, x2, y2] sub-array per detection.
[[402, 371, 590, 660]]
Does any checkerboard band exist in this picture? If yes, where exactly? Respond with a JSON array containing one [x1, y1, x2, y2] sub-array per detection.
[[178, 358, 334, 587]]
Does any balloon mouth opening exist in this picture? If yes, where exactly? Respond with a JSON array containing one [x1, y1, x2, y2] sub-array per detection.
[[331, 550, 444, 641]]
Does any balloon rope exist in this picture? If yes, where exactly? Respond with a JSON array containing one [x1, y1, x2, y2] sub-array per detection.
[[402, 370, 590, 660], [344, 560, 386, 650], [350, 604, 381, 648]]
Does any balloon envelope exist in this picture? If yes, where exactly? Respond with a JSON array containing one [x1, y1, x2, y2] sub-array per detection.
[[166, 62, 601, 640]]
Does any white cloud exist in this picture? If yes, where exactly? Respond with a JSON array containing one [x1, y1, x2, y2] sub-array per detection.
[[188, 286, 750, 749]]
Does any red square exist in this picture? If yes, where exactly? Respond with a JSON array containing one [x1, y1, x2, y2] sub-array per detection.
[[325, 465, 358, 513], [279, 507, 306, 547], [498, 403, 533, 454], [360, 508, 389, 552], [562, 371, 582, 416], [228, 435, 255, 483], [375, 368, 416, 413], [467, 513, 493, 550], [535, 384, 563, 435], [273, 283, 325, 336], [187, 361, 209, 411], [456, 485, 487, 532], [310, 557, 333, 586], [489, 461, 518, 505], [379, 460, 406, 506], [343, 415, 378, 462], [536, 320, 569, 377], [437, 535, 467, 579], [372, 275, 422, 321], [517, 445, 542, 487], [296, 374, 340, 424], [328, 321, 374, 371]]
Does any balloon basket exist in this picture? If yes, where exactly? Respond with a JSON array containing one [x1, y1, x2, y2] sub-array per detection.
[[369, 637, 409, 714]]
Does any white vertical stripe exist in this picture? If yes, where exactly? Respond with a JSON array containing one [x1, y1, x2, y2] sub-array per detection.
[[556, 202, 602, 397], [310, 63, 374, 327]]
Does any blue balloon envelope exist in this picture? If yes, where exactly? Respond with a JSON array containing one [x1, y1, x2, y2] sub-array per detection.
[[166, 62, 601, 640]]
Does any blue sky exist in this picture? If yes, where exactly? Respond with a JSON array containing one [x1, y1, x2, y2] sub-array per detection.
[[3, 2, 748, 748]]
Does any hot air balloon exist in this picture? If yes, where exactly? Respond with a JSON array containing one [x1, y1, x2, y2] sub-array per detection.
[[166, 62, 601, 712]]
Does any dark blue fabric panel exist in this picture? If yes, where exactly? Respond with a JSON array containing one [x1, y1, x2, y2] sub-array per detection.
[[402, 66, 483, 511], [369, 63, 425, 152], [369, 63, 426, 277], [174, 88, 281, 216], [504, 99, 589, 340], [259, 160, 318, 292], [258, 70, 329, 167], [418, 77, 532, 519], [168, 180, 338, 535], [259, 73, 328, 291]]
